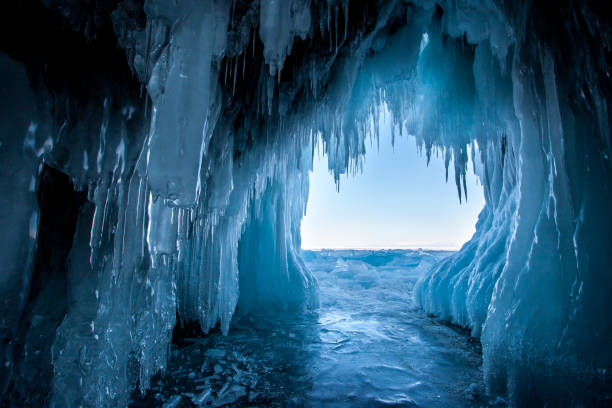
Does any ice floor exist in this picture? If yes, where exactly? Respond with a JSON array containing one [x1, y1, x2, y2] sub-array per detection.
[[131, 250, 502, 407]]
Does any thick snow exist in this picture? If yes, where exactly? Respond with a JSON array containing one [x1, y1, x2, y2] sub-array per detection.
[[0, 0, 610, 406]]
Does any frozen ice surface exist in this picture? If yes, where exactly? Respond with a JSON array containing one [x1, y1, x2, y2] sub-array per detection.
[[131, 250, 500, 407]]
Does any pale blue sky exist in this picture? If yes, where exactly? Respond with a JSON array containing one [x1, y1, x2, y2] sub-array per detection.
[[301, 123, 485, 250]]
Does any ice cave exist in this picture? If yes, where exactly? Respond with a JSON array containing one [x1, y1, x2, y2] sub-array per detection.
[[0, 0, 611, 406]]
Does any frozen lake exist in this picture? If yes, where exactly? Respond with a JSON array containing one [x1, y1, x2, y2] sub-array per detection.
[[132, 250, 501, 407]]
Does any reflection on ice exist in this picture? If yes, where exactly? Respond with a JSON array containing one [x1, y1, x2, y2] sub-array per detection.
[[132, 250, 503, 407]]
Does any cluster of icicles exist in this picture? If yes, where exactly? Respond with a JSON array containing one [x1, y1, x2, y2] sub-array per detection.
[[1, 0, 610, 406]]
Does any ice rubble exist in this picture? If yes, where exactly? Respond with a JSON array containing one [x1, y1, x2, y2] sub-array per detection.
[[0, 0, 610, 406]]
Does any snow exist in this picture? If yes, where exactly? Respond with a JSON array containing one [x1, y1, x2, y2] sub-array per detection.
[[1, 0, 611, 406]]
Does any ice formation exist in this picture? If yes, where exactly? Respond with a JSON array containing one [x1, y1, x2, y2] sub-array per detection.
[[0, 0, 610, 406]]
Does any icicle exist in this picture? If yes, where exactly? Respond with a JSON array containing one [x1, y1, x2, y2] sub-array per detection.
[[343, 0, 349, 42], [242, 50, 246, 80], [252, 25, 256, 57], [328, 3, 332, 52], [224, 58, 228, 86], [142, 20, 153, 97], [335, 5, 338, 52], [267, 75, 274, 116], [233, 56, 238, 96]]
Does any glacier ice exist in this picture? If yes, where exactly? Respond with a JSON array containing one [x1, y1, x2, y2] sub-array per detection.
[[0, 0, 610, 406]]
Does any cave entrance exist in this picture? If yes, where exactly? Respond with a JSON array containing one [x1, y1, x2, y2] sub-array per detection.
[[301, 112, 485, 251], [292, 111, 488, 404]]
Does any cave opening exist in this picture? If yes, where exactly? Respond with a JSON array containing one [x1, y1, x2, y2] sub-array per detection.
[[4, 165, 89, 405], [148, 112, 490, 407], [301, 113, 485, 251]]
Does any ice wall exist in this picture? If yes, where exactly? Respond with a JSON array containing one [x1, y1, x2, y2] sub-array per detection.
[[0, 0, 610, 406], [414, 2, 612, 405]]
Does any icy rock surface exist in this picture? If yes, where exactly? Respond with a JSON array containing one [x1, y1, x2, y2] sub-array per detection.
[[0, 0, 611, 406]]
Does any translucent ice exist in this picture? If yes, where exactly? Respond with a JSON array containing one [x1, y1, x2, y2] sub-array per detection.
[[0, 0, 610, 406]]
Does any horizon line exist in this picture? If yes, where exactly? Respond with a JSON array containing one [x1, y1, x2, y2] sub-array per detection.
[[300, 246, 460, 251]]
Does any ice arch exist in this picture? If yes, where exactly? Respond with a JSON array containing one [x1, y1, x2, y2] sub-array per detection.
[[0, 0, 610, 406]]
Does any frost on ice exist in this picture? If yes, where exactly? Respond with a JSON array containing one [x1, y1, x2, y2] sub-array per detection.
[[0, 0, 611, 406]]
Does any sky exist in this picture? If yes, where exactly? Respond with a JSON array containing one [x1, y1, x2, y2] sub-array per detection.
[[300, 119, 486, 250]]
